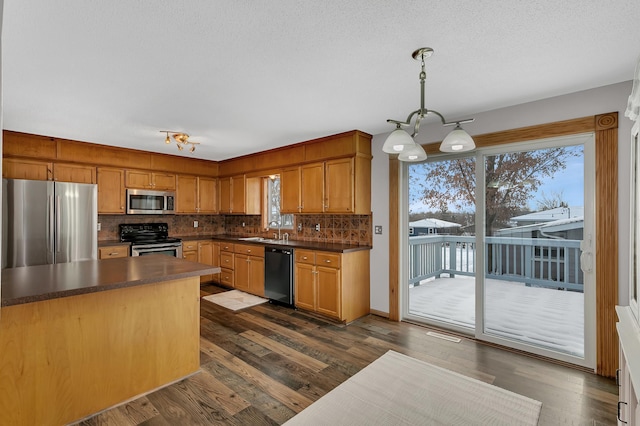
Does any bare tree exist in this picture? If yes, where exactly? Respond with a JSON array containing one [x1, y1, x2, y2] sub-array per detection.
[[409, 146, 581, 235], [536, 190, 569, 210]]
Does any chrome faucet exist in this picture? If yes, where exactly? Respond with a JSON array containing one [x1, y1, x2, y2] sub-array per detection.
[[268, 220, 281, 240]]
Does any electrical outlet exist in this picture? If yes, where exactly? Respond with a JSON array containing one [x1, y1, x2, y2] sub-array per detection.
[[315, 223, 320, 232], [242, 222, 245, 227], [375, 225, 383, 234], [193, 220, 198, 228], [97, 222, 101, 231], [297, 223, 302, 232]]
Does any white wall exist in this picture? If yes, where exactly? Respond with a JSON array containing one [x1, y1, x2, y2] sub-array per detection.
[[370, 81, 634, 314]]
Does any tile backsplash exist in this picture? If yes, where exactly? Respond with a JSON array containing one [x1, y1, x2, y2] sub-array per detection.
[[99, 214, 372, 246]]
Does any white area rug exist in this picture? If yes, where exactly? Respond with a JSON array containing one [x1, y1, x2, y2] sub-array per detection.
[[410, 276, 584, 357], [201, 290, 268, 311], [284, 350, 542, 425]]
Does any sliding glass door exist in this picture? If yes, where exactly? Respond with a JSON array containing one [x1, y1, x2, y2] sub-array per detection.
[[404, 134, 595, 367]]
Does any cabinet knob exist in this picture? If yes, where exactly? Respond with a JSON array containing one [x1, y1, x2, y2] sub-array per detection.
[[109, 252, 119, 256], [325, 260, 331, 263]]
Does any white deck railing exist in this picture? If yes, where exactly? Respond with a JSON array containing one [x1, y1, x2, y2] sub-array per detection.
[[408, 235, 583, 292]]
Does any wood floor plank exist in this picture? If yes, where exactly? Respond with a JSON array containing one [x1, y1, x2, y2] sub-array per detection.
[[82, 284, 618, 425], [240, 330, 329, 372], [199, 337, 313, 413]]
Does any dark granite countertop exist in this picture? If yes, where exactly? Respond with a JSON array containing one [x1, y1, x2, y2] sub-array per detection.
[[1, 255, 220, 307], [174, 234, 372, 253]]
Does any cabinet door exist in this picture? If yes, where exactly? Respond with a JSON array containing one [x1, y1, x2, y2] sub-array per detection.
[[231, 175, 246, 214], [97, 167, 125, 214], [294, 262, 316, 311], [53, 163, 96, 184], [183, 250, 198, 262], [3, 158, 52, 181], [248, 255, 265, 297], [245, 177, 261, 215], [199, 241, 214, 283], [152, 173, 176, 190], [325, 158, 354, 213], [125, 170, 152, 188], [301, 163, 324, 213], [280, 167, 301, 213], [219, 178, 232, 213], [176, 175, 198, 213], [198, 177, 217, 213], [234, 253, 250, 291], [316, 265, 341, 319], [211, 242, 221, 283]]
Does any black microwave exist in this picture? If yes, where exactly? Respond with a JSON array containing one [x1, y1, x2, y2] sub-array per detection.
[[126, 189, 176, 214]]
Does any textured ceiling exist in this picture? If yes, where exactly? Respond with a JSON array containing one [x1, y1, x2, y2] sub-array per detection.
[[3, 1, 640, 161]]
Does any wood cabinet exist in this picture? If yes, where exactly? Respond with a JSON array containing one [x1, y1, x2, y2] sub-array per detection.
[[176, 175, 217, 214], [284, 156, 369, 214], [3, 158, 52, 181], [294, 248, 370, 322], [53, 163, 96, 184], [219, 243, 235, 287], [233, 244, 265, 297], [280, 167, 301, 213], [300, 163, 325, 213], [182, 240, 199, 262], [98, 245, 129, 259], [125, 170, 176, 190], [198, 240, 215, 283], [97, 167, 126, 214], [218, 175, 260, 215]]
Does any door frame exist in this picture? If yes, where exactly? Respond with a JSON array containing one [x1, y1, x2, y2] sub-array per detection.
[[389, 112, 619, 377]]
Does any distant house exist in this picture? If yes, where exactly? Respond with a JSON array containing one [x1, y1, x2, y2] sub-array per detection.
[[409, 218, 461, 236], [497, 206, 584, 240]]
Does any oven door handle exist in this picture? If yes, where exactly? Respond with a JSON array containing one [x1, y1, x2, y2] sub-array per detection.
[[132, 245, 182, 255]]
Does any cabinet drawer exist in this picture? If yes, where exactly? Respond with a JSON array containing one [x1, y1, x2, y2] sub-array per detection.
[[220, 242, 235, 252], [315, 252, 341, 268], [220, 252, 234, 268], [234, 243, 264, 256], [295, 249, 315, 265], [220, 268, 234, 287], [182, 241, 198, 251], [98, 245, 129, 259]]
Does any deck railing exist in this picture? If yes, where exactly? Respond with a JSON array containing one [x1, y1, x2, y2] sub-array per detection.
[[408, 235, 583, 291]]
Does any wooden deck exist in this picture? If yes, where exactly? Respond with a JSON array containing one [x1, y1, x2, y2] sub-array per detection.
[[79, 284, 618, 425]]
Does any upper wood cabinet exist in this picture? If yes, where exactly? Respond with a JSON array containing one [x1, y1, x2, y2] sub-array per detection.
[[176, 175, 217, 214], [218, 175, 260, 215], [97, 167, 126, 214], [3, 158, 52, 181], [280, 167, 301, 213], [125, 170, 176, 190], [284, 156, 369, 215], [53, 163, 96, 184]]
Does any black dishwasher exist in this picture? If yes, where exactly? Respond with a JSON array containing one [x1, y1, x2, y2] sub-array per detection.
[[264, 246, 294, 307]]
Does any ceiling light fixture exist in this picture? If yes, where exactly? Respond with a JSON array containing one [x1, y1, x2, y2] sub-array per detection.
[[160, 131, 200, 153], [383, 47, 475, 162]]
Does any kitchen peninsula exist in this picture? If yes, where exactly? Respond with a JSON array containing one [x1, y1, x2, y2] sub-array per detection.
[[0, 255, 219, 426]]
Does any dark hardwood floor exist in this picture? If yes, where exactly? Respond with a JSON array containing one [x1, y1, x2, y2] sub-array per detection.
[[80, 284, 618, 425]]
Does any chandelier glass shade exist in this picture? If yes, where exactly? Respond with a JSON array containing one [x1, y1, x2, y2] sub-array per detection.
[[383, 47, 475, 162]]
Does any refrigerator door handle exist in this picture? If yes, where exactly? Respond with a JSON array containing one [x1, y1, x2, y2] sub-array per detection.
[[49, 195, 55, 254], [55, 195, 61, 253]]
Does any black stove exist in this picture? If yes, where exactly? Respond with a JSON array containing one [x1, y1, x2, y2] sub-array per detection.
[[119, 223, 181, 244], [120, 223, 183, 258]]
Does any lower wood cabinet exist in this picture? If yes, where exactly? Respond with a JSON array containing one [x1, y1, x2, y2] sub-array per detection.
[[233, 244, 265, 297], [219, 242, 235, 287], [98, 244, 129, 259], [294, 248, 370, 322], [182, 240, 217, 283]]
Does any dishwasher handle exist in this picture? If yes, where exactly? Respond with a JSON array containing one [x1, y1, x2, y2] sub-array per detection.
[[266, 246, 293, 256]]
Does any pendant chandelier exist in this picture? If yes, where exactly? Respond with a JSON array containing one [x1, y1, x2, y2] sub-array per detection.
[[383, 47, 475, 162]]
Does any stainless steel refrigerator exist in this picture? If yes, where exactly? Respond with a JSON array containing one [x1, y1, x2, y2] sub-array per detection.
[[2, 178, 98, 268]]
